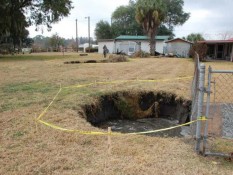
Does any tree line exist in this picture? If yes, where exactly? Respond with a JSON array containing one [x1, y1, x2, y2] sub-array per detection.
[[0, 0, 206, 55], [0, 0, 72, 53], [32, 34, 95, 52], [95, 0, 191, 55]]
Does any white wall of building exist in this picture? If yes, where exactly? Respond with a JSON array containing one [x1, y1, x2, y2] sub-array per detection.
[[83, 43, 89, 53], [166, 42, 192, 57], [156, 41, 165, 53], [98, 40, 166, 55], [141, 41, 150, 53], [98, 41, 115, 54]]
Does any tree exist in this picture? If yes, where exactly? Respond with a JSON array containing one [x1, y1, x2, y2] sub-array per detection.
[[135, 0, 190, 55], [0, 0, 73, 49], [111, 1, 143, 37], [219, 31, 233, 40], [0, 1, 10, 36], [23, 38, 34, 47], [95, 20, 113, 40], [185, 33, 205, 42], [189, 43, 208, 61], [135, 0, 167, 55], [163, 0, 190, 30], [49, 33, 64, 51], [94, 0, 176, 40], [157, 24, 174, 39]]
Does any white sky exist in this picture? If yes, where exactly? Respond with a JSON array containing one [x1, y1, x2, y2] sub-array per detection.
[[28, 0, 233, 40]]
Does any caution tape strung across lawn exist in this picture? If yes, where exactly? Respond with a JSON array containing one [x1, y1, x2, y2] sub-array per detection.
[[62, 76, 193, 89], [36, 76, 194, 135], [37, 87, 62, 120], [37, 117, 207, 136]]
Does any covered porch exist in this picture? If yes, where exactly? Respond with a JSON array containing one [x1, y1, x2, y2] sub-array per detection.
[[198, 39, 233, 61]]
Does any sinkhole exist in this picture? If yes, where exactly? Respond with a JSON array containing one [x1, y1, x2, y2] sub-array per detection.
[[81, 91, 191, 137]]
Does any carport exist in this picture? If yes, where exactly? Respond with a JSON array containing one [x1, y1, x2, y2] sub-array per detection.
[[198, 39, 233, 61]]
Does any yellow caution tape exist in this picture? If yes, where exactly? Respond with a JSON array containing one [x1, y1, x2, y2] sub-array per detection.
[[37, 117, 207, 136], [36, 76, 193, 121], [37, 88, 62, 120], [198, 116, 207, 120], [62, 76, 193, 89], [37, 119, 116, 135], [36, 76, 194, 132]]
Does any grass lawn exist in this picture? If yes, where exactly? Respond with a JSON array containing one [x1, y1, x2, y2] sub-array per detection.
[[0, 52, 232, 174]]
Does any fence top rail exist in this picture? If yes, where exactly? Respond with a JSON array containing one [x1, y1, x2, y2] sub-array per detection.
[[210, 70, 233, 74]]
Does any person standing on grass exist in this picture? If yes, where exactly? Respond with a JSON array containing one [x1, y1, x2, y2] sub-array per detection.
[[103, 45, 108, 58]]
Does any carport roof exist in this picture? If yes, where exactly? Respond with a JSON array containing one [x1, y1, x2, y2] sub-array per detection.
[[198, 39, 233, 44], [115, 35, 169, 41]]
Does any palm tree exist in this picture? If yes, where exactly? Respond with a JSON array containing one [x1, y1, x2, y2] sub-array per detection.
[[186, 33, 205, 43], [135, 0, 167, 56]]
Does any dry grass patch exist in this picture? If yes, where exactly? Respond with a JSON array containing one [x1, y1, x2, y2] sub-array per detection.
[[0, 53, 233, 174]]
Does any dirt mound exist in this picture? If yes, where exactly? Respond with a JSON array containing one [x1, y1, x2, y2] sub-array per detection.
[[107, 55, 128, 62]]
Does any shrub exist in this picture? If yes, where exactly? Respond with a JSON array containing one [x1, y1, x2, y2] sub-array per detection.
[[108, 55, 128, 62], [0, 43, 13, 55], [132, 51, 150, 58], [189, 43, 208, 61]]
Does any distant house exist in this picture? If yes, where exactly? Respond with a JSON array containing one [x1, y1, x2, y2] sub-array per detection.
[[165, 38, 193, 57], [198, 38, 233, 61], [98, 35, 169, 55], [22, 48, 32, 54]]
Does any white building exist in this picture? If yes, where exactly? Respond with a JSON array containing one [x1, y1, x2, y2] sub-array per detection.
[[98, 35, 169, 55], [165, 38, 193, 58], [98, 39, 115, 54]]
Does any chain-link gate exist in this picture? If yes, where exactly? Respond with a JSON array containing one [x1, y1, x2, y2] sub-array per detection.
[[191, 53, 233, 158], [203, 67, 233, 156], [207, 68, 233, 139]]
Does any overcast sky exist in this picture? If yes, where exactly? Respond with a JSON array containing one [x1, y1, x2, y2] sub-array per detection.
[[28, 0, 233, 40]]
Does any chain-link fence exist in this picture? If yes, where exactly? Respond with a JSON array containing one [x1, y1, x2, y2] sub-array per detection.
[[207, 68, 233, 139], [191, 53, 233, 157]]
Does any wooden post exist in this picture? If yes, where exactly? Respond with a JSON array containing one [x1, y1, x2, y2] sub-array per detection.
[[35, 114, 38, 132], [107, 127, 112, 155]]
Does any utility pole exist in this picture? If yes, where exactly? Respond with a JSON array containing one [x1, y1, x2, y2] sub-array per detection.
[[76, 19, 78, 52], [85, 16, 91, 53]]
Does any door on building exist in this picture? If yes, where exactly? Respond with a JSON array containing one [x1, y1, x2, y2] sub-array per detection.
[[217, 44, 224, 59]]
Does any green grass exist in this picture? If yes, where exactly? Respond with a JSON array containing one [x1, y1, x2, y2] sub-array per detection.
[[0, 52, 104, 61], [2, 82, 54, 94], [0, 82, 57, 112], [12, 131, 25, 138], [0, 54, 75, 61]]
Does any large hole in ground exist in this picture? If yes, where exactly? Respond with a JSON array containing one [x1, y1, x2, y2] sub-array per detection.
[[81, 91, 191, 137]]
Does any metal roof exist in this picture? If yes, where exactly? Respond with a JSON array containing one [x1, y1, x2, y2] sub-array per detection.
[[165, 38, 193, 44], [97, 39, 114, 42], [198, 39, 233, 44], [115, 35, 169, 41]]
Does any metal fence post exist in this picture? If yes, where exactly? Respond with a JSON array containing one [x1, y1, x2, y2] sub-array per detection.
[[203, 66, 212, 154], [195, 63, 206, 153]]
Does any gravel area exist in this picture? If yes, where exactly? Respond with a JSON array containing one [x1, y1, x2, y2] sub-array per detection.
[[221, 103, 233, 138]]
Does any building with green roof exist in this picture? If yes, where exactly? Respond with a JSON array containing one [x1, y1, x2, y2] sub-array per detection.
[[98, 35, 169, 55]]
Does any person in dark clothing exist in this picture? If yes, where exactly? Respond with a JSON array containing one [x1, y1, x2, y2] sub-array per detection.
[[103, 45, 108, 58]]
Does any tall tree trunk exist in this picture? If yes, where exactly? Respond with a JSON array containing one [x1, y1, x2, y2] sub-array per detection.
[[149, 29, 156, 56], [149, 26, 159, 56]]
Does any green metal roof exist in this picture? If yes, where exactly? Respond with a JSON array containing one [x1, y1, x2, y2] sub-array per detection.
[[115, 35, 169, 40]]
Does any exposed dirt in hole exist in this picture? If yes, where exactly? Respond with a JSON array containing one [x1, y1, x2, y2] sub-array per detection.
[[81, 91, 191, 137]]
